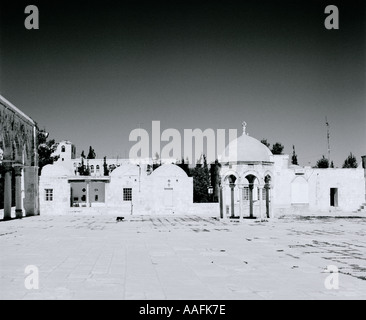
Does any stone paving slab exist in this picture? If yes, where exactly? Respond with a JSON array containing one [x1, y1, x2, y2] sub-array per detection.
[[0, 214, 366, 300]]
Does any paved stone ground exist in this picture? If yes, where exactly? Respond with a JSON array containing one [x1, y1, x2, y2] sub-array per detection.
[[1, 214, 366, 300]]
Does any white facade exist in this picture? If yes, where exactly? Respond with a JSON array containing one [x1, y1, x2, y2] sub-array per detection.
[[39, 164, 71, 215], [272, 155, 365, 214], [106, 164, 193, 215], [40, 160, 193, 216], [40, 135, 366, 217], [219, 131, 366, 218]]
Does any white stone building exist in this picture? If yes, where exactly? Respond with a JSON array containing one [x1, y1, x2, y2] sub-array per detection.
[[40, 144, 194, 215], [40, 127, 366, 217], [219, 124, 366, 218]]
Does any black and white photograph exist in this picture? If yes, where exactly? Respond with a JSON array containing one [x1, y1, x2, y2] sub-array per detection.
[[0, 0, 365, 306]]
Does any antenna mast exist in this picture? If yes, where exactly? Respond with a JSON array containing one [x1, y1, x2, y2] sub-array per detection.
[[325, 116, 331, 163]]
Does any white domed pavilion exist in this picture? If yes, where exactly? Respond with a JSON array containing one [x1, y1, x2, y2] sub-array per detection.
[[219, 122, 274, 219]]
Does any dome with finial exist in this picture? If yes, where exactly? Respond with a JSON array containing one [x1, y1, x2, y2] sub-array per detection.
[[219, 122, 273, 163]]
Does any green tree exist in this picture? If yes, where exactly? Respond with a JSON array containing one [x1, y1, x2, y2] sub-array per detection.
[[87, 146, 96, 159], [103, 156, 109, 176], [192, 155, 210, 203], [261, 139, 271, 148], [210, 159, 221, 203], [37, 131, 59, 175], [78, 157, 86, 176], [291, 145, 298, 165], [316, 156, 329, 168], [81, 150, 86, 159], [85, 162, 91, 176], [108, 164, 117, 173], [177, 158, 191, 177], [153, 152, 161, 171], [342, 153, 358, 168], [271, 142, 284, 155]]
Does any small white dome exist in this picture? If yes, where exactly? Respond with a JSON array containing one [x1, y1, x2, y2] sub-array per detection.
[[220, 134, 273, 163], [110, 164, 139, 177], [41, 164, 72, 177], [151, 164, 188, 177]]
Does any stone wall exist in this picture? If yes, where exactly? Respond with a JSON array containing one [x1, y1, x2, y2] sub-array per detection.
[[274, 166, 365, 213], [0, 95, 39, 219]]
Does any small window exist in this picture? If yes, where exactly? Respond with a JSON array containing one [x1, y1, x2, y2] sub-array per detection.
[[45, 189, 53, 201], [96, 165, 100, 172], [95, 195, 99, 202], [243, 187, 249, 201], [61, 146, 66, 153], [91, 165, 94, 173], [123, 188, 132, 201]]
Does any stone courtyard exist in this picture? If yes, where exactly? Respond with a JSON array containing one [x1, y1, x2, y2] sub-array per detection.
[[1, 213, 366, 300]]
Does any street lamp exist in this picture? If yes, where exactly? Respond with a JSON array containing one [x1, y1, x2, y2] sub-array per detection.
[[208, 186, 213, 202]]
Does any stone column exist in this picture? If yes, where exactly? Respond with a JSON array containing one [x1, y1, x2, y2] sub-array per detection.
[[230, 183, 235, 218], [3, 163, 13, 220], [24, 166, 39, 216], [219, 185, 224, 219], [238, 186, 243, 219], [265, 184, 270, 218], [86, 181, 91, 207], [270, 186, 274, 218], [14, 165, 23, 219], [249, 183, 254, 218], [259, 186, 263, 220]]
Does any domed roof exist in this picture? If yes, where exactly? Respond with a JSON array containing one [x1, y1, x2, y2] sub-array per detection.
[[151, 164, 188, 177], [220, 133, 273, 163], [110, 163, 139, 177], [41, 164, 72, 177]]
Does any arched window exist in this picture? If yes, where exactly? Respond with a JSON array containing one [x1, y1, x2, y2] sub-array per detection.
[[96, 165, 100, 172], [90, 165, 94, 173], [61, 145, 66, 153]]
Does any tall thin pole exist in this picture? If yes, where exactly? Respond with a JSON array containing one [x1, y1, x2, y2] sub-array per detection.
[[325, 117, 331, 164]]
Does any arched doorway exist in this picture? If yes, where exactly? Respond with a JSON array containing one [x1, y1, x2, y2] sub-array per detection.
[[223, 174, 238, 218]]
